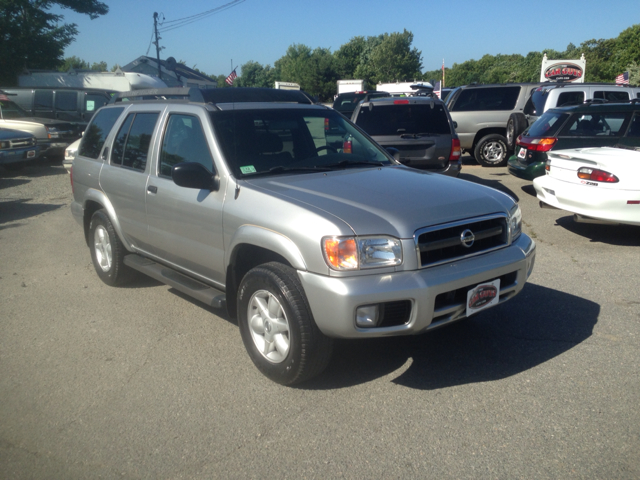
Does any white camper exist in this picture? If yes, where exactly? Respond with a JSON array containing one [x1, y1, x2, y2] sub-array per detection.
[[376, 82, 433, 97], [337, 79, 365, 94], [18, 69, 167, 92], [274, 82, 301, 90]]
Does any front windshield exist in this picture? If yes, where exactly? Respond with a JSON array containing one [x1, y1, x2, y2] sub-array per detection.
[[0, 97, 29, 119], [210, 108, 393, 177]]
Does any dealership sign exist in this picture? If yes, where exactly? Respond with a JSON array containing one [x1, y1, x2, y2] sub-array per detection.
[[540, 53, 586, 83]]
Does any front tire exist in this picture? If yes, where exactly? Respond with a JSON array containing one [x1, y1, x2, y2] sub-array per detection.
[[474, 134, 509, 167], [89, 210, 131, 286], [238, 262, 333, 385]]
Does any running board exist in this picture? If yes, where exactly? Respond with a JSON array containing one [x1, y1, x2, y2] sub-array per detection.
[[124, 254, 226, 309]]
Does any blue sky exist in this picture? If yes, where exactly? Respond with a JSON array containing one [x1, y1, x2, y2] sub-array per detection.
[[54, 0, 639, 78]]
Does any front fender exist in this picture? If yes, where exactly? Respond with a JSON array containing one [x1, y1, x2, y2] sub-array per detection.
[[226, 225, 308, 272]]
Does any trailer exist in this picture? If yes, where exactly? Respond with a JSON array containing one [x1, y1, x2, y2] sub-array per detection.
[[18, 69, 167, 92], [337, 80, 365, 94], [274, 82, 301, 90], [376, 81, 433, 97]]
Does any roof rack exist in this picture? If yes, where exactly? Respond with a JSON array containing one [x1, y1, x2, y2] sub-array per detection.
[[109, 87, 315, 105]]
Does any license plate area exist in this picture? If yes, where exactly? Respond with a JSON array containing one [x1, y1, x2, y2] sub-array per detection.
[[466, 279, 500, 316], [517, 147, 526, 159]]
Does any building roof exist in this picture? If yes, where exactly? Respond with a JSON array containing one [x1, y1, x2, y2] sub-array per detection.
[[122, 56, 217, 87]]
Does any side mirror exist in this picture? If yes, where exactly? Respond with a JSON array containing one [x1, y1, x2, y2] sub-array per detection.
[[385, 147, 400, 162], [172, 162, 220, 191]]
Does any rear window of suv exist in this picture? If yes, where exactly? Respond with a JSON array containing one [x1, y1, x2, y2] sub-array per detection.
[[524, 111, 569, 137], [450, 86, 520, 112], [354, 103, 451, 135]]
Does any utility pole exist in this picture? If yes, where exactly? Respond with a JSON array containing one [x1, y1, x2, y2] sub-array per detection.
[[153, 12, 162, 79]]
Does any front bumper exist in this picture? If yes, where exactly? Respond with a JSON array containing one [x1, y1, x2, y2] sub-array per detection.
[[534, 175, 640, 226], [299, 234, 535, 338]]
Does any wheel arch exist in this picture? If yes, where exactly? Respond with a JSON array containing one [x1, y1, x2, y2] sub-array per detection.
[[82, 189, 126, 248], [225, 226, 308, 319], [472, 127, 508, 150]]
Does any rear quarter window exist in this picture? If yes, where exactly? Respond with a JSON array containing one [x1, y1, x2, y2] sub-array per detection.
[[525, 112, 569, 137], [560, 113, 628, 137], [78, 107, 125, 159], [450, 86, 520, 112]]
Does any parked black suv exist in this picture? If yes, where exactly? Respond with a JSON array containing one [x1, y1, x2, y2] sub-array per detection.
[[508, 101, 640, 179], [332, 90, 391, 117], [351, 96, 461, 176]]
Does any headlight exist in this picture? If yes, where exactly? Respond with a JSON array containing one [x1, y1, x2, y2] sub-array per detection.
[[65, 148, 77, 160], [0, 141, 9, 149], [508, 203, 522, 243], [46, 126, 59, 139], [323, 235, 402, 271]]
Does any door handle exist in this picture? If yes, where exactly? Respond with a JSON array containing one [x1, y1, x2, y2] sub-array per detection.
[[147, 185, 158, 194]]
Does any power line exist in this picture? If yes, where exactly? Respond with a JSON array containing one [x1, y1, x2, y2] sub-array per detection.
[[158, 0, 246, 34]]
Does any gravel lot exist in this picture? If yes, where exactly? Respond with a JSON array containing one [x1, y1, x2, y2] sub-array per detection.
[[1, 159, 639, 479]]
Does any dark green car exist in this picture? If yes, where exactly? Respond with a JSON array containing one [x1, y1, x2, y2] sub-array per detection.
[[508, 101, 640, 180]]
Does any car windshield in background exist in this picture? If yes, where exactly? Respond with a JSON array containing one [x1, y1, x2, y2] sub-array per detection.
[[210, 108, 392, 177], [0, 98, 30, 119], [525, 111, 570, 137], [355, 103, 451, 136]]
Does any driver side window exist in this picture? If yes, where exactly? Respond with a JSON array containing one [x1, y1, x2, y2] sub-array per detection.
[[159, 114, 214, 177]]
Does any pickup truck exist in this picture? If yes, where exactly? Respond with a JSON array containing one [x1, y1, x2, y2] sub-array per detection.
[[0, 91, 79, 159], [70, 87, 536, 385]]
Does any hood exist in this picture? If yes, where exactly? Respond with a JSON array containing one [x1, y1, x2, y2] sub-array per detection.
[[244, 166, 514, 238]]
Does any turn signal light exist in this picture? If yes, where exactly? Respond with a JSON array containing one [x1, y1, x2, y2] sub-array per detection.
[[577, 167, 619, 183], [323, 237, 358, 270]]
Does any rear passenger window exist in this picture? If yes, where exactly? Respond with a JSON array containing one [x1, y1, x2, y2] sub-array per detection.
[[55, 91, 77, 112], [159, 114, 213, 177], [626, 114, 640, 137], [594, 91, 630, 102], [34, 90, 53, 109], [78, 107, 125, 159], [450, 86, 520, 112], [111, 112, 159, 171], [562, 113, 627, 137], [556, 91, 584, 107]]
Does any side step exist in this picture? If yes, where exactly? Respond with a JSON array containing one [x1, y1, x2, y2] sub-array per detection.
[[124, 254, 226, 309]]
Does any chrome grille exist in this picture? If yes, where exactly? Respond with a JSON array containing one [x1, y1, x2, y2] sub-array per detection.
[[10, 137, 36, 149], [415, 214, 508, 268]]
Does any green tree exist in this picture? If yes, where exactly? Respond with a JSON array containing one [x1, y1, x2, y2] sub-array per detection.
[[365, 30, 422, 85], [59, 55, 91, 71], [0, 0, 109, 85], [237, 61, 275, 88], [333, 36, 366, 79], [274, 44, 340, 101]]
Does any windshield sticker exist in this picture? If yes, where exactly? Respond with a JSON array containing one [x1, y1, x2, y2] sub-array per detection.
[[240, 165, 257, 174]]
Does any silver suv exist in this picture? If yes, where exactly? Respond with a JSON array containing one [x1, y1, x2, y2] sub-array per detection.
[[446, 83, 545, 166], [70, 87, 536, 385]]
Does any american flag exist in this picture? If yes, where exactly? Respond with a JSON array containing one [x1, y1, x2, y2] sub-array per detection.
[[616, 72, 629, 85], [225, 69, 238, 86], [434, 81, 442, 99]]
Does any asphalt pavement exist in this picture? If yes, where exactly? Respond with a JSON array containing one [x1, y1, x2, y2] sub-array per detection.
[[1, 158, 638, 479]]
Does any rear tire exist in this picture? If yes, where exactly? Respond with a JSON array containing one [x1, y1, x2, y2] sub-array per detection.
[[474, 134, 509, 167], [89, 210, 131, 286], [238, 262, 333, 385], [506, 113, 528, 150]]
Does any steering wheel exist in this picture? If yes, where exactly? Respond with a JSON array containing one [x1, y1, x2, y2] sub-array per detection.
[[316, 145, 338, 154]]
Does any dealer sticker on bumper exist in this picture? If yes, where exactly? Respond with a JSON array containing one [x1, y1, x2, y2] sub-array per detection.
[[517, 147, 526, 159], [466, 279, 501, 316]]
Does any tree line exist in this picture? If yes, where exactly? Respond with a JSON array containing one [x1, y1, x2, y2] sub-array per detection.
[[1, 1, 639, 103]]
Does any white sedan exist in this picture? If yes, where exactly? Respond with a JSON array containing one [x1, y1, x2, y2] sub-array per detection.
[[534, 146, 640, 226]]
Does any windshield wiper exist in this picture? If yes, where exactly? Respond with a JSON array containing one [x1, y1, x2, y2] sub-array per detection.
[[243, 165, 333, 177], [322, 159, 385, 170]]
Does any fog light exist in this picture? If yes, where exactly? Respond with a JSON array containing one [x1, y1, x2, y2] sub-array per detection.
[[356, 305, 379, 328]]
